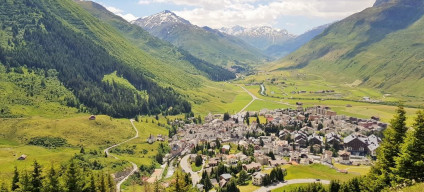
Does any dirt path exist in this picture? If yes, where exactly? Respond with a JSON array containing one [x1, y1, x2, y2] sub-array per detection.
[[104, 119, 139, 192]]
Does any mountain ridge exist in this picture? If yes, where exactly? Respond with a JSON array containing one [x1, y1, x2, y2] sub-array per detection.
[[219, 25, 295, 51], [77, 1, 235, 82], [133, 10, 269, 67]]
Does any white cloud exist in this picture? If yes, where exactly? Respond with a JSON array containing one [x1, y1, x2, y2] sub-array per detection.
[[138, 0, 150, 5], [105, 6, 122, 14], [150, 0, 374, 28], [105, 5, 139, 22], [119, 13, 139, 22]]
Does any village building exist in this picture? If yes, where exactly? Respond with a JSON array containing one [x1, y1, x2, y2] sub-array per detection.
[[338, 151, 351, 164], [243, 162, 261, 172], [252, 172, 267, 186]]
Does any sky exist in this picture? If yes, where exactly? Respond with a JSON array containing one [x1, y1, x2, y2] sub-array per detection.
[[92, 0, 375, 35]]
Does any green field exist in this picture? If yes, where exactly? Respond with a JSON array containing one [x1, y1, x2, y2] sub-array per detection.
[[191, 163, 202, 172], [108, 116, 168, 167], [263, 164, 358, 182], [333, 163, 371, 176], [272, 183, 321, 192], [234, 71, 422, 126], [239, 180, 260, 192], [401, 183, 424, 192]]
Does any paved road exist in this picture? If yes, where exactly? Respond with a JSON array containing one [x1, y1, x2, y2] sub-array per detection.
[[180, 155, 202, 186], [238, 86, 263, 114], [254, 179, 330, 192], [104, 119, 139, 192]]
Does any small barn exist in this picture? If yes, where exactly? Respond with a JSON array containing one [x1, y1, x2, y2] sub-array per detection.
[[17, 154, 27, 160]]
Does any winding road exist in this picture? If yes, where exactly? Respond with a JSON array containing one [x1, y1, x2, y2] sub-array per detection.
[[104, 119, 139, 192], [238, 85, 296, 114], [180, 154, 202, 186], [254, 179, 331, 192]]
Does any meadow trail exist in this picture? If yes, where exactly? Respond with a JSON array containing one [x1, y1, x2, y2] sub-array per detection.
[[104, 119, 139, 192]]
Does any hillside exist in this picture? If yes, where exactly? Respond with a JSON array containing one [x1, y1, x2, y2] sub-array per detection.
[[0, 0, 196, 118], [270, 0, 424, 101], [77, 1, 235, 82], [133, 11, 269, 68], [265, 24, 330, 59]]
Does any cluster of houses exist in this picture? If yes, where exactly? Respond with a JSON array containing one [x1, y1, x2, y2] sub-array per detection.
[[166, 105, 386, 187], [291, 90, 335, 94]]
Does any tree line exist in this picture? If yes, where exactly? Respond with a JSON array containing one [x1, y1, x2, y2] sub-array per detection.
[[0, 160, 115, 192]]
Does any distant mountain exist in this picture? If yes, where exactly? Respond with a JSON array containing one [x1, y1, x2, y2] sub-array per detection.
[[219, 26, 295, 51], [264, 24, 330, 59], [133, 11, 268, 67], [271, 0, 424, 99], [77, 1, 235, 82]]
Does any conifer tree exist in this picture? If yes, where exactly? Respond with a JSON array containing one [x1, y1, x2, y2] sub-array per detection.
[[329, 180, 341, 192], [154, 179, 161, 192], [375, 106, 407, 184], [20, 171, 31, 192], [100, 174, 106, 192], [66, 160, 82, 192], [394, 110, 424, 182], [31, 161, 43, 192], [107, 174, 115, 192], [221, 178, 239, 192], [237, 170, 248, 185], [11, 166, 19, 191], [0, 182, 8, 192], [43, 166, 60, 192], [89, 174, 96, 192]]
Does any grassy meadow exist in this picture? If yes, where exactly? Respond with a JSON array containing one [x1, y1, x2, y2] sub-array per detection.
[[272, 183, 322, 192], [265, 164, 358, 182]]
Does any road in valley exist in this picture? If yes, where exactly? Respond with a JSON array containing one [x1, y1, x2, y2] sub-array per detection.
[[254, 179, 331, 192], [180, 154, 202, 186], [238, 86, 263, 114], [104, 119, 139, 192]]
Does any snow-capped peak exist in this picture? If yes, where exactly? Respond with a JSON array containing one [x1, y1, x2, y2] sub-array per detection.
[[219, 26, 292, 38], [133, 10, 191, 30]]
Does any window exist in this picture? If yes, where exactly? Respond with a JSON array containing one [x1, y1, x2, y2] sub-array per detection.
[[359, 147, 364, 151]]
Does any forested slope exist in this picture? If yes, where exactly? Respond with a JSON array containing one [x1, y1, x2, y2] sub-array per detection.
[[0, 0, 192, 117]]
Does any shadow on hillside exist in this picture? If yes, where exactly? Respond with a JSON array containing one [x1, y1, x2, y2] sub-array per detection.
[[344, 1, 424, 59]]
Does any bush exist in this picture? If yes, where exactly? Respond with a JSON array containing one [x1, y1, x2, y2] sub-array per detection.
[[28, 136, 67, 148]]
